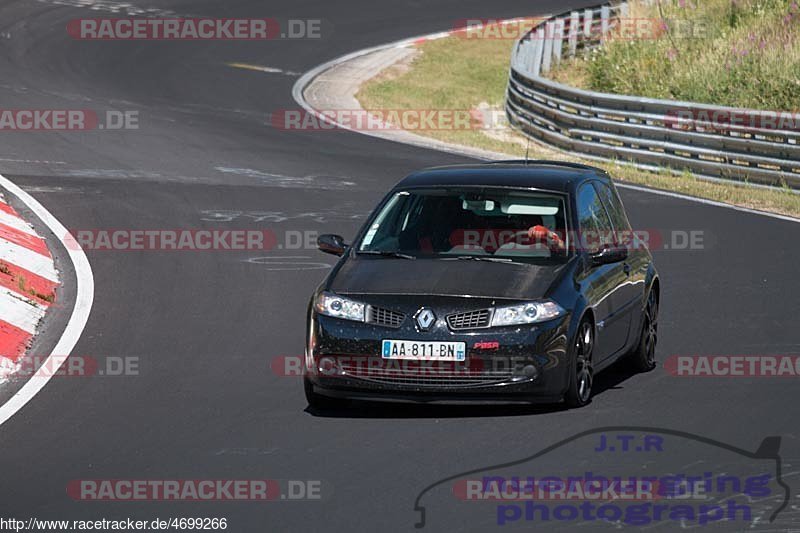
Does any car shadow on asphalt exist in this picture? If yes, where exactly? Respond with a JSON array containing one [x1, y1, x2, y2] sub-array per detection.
[[304, 359, 642, 419]]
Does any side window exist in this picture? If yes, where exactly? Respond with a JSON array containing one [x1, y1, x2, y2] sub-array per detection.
[[576, 183, 615, 253], [593, 182, 631, 232]]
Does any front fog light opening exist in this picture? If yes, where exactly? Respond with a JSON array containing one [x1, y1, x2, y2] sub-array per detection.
[[522, 365, 539, 379], [511, 361, 539, 381], [318, 356, 339, 376]]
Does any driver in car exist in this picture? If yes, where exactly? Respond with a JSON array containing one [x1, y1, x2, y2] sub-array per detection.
[[527, 223, 566, 253]]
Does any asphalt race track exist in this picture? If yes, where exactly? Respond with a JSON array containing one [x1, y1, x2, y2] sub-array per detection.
[[1, 0, 799, 531]]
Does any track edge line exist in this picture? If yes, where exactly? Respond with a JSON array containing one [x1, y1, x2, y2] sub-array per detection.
[[0, 174, 94, 427]]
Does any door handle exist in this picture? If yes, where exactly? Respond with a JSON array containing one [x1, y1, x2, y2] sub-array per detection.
[[623, 263, 632, 275]]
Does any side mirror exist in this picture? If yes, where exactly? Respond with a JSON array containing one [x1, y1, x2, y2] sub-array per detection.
[[318, 234, 347, 256], [590, 244, 628, 266]]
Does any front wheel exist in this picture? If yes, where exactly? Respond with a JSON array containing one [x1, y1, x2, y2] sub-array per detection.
[[628, 288, 658, 372], [565, 319, 594, 408]]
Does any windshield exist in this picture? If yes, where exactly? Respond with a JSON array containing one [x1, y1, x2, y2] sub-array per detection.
[[357, 188, 570, 263]]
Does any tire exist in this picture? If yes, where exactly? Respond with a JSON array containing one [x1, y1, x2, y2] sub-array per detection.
[[304, 377, 349, 409], [564, 319, 594, 408], [628, 287, 658, 372]]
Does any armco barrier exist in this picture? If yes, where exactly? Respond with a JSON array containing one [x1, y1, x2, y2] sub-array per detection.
[[505, 2, 800, 188]]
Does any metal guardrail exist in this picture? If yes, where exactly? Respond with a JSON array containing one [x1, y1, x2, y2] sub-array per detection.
[[505, 2, 800, 188]]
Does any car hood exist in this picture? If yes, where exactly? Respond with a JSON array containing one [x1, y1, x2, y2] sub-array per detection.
[[329, 257, 567, 299]]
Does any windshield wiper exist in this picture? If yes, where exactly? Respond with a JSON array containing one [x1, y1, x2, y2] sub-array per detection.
[[357, 250, 417, 260], [442, 255, 516, 263]]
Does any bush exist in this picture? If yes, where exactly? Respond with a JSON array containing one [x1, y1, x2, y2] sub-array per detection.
[[569, 0, 800, 110]]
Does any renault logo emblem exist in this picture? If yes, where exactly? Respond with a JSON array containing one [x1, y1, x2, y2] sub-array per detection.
[[415, 308, 436, 330]]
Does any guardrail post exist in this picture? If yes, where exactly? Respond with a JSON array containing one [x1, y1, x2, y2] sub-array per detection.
[[524, 40, 535, 74], [531, 27, 545, 77], [620, 1, 630, 19], [542, 21, 555, 73], [511, 41, 523, 73], [519, 41, 533, 76], [583, 9, 593, 37], [568, 11, 579, 58], [553, 18, 565, 65], [583, 9, 593, 57], [600, 5, 610, 45]]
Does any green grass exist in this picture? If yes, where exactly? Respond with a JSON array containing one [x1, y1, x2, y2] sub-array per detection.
[[355, 22, 800, 219], [357, 37, 523, 154], [552, 0, 800, 110]]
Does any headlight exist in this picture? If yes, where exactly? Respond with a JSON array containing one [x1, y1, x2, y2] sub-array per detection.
[[315, 291, 366, 322], [491, 300, 565, 327]]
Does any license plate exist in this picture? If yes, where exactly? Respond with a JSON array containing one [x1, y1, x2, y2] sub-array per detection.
[[381, 340, 466, 361]]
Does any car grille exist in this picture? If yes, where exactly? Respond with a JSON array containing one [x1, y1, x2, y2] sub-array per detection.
[[447, 309, 492, 330], [366, 305, 405, 328], [336, 360, 515, 388]]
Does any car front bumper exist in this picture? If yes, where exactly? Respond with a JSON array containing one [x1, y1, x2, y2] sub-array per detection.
[[305, 304, 572, 403]]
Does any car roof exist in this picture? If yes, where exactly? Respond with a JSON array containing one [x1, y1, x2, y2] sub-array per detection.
[[394, 161, 609, 193]]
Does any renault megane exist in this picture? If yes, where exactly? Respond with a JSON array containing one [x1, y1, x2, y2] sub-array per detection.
[[304, 161, 659, 408]]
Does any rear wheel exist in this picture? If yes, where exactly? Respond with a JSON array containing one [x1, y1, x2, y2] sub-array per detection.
[[628, 288, 658, 372], [565, 319, 594, 408]]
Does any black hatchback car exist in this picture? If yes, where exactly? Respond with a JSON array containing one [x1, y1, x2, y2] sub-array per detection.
[[304, 161, 659, 408]]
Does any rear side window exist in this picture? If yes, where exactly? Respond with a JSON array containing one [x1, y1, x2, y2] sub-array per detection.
[[593, 181, 631, 232], [576, 183, 615, 253]]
